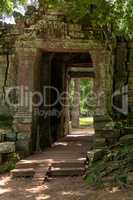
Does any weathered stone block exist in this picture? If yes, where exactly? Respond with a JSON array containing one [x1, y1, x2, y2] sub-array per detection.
[[87, 149, 106, 163], [2, 152, 14, 162], [17, 132, 31, 141], [15, 123, 32, 132], [95, 138, 106, 148], [119, 135, 133, 145], [0, 132, 5, 142], [16, 140, 30, 156], [5, 132, 17, 142], [127, 172, 133, 185], [0, 154, 2, 164], [106, 138, 119, 146], [101, 129, 120, 146], [11, 168, 35, 178], [94, 116, 113, 129], [122, 127, 133, 135], [0, 142, 15, 154], [104, 129, 120, 139], [50, 167, 84, 177]]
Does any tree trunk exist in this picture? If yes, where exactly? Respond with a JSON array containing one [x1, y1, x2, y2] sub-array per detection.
[[71, 79, 80, 128]]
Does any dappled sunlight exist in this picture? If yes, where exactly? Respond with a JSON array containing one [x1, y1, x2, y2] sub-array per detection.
[[0, 173, 51, 200], [71, 130, 95, 135], [76, 143, 82, 146], [0, 175, 13, 195], [67, 134, 89, 137], [77, 157, 86, 161], [62, 191, 85, 196], [36, 195, 51, 200], [26, 185, 48, 194], [0, 176, 11, 186], [109, 187, 120, 193], [52, 142, 68, 147], [0, 187, 13, 195], [0, 126, 95, 200]]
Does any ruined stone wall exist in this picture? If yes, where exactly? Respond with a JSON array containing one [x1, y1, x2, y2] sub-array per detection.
[[0, 23, 18, 119], [113, 41, 128, 120], [0, 24, 20, 172], [128, 42, 133, 126]]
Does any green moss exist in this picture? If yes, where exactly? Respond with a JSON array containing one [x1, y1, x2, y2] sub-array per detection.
[[0, 115, 13, 128], [0, 153, 18, 174], [114, 121, 128, 129]]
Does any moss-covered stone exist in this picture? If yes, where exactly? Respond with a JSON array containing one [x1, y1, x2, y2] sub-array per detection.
[[17, 132, 31, 141], [86, 144, 133, 188], [87, 149, 106, 164], [0, 142, 15, 154], [119, 135, 133, 145], [5, 131, 17, 142], [0, 115, 13, 128], [0, 153, 18, 174], [95, 138, 106, 148], [16, 140, 31, 156]]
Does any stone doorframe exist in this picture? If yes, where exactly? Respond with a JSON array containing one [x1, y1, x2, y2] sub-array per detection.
[[13, 38, 113, 156]]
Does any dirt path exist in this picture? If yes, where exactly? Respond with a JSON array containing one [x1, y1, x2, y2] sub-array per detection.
[[1, 173, 133, 200], [0, 128, 133, 200]]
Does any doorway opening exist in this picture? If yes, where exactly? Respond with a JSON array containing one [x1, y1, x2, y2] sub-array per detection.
[[32, 51, 95, 151], [68, 78, 94, 135]]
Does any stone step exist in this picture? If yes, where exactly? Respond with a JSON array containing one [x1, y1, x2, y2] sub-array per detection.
[[51, 161, 85, 168], [50, 167, 85, 176], [16, 158, 86, 169], [16, 162, 37, 169], [11, 168, 35, 178], [64, 135, 90, 142]]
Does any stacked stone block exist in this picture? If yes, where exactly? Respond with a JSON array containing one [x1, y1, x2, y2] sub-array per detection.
[[0, 130, 16, 172]]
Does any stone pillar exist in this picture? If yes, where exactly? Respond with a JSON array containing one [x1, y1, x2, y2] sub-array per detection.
[[64, 77, 70, 136], [71, 78, 80, 128], [93, 49, 114, 148], [13, 47, 37, 156], [113, 42, 128, 119], [128, 42, 133, 126]]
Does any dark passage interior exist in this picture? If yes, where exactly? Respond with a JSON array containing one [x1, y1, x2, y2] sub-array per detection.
[[32, 52, 94, 151]]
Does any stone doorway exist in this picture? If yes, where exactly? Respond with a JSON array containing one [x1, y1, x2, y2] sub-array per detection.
[[32, 52, 95, 152], [13, 42, 111, 156]]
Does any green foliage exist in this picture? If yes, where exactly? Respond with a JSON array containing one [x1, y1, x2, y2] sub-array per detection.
[[114, 173, 128, 188], [0, 153, 19, 173], [80, 79, 94, 115], [0, 115, 13, 128], [114, 121, 128, 129], [69, 79, 94, 116], [0, 0, 27, 15], [80, 117, 93, 126], [85, 160, 105, 188], [38, 0, 133, 39], [85, 144, 133, 188], [85, 173, 94, 185]]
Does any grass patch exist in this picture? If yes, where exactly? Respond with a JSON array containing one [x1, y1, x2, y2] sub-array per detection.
[[80, 117, 93, 126]]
